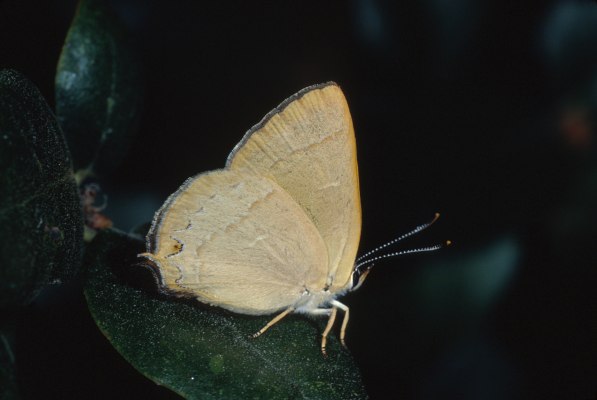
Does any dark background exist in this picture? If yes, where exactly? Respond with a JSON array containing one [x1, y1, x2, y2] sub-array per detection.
[[2, 0, 596, 399]]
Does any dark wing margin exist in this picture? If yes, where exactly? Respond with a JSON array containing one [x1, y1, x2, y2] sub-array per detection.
[[225, 82, 339, 167]]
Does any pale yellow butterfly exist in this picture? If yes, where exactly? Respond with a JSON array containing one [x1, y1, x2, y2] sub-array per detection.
[[139, 82, 366, 355]]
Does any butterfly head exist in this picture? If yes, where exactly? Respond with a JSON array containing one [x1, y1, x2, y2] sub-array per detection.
[[349, 263, 374, 292]]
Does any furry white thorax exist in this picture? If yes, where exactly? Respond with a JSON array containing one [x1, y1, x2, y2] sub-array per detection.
[[293, 281, 353, 315]]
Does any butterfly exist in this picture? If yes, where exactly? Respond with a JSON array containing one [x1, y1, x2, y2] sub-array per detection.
[[139, 82, 437, 355]]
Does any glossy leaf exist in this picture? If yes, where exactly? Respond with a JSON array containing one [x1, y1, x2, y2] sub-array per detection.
[[55, 0, 142, 178], [0, 69, 83, 307], [84, 230, 367, 399]]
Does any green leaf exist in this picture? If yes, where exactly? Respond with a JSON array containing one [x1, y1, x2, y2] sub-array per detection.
[[0, 69, 84, 308], [55, 0, 142, 179], [84, 230, 367, 399]]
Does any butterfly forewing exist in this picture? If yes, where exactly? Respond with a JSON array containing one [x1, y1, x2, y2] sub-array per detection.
[[226, 83, 362, 291]]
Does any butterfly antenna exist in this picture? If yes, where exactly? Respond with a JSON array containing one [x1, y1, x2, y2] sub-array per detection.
[[356, 212, 441, 262], [355, 241, 451, 270]]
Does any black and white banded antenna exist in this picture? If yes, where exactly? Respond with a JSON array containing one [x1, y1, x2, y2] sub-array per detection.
[[355, 213, 450, 271]]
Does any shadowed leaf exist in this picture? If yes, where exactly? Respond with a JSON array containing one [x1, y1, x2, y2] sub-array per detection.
[[0, 69, 83, 307], [55, 0, 142, 178]]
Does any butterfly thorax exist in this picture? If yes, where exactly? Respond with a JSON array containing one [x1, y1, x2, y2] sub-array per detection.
[[293, 281, 351, 314], [294, 290, 333, 314]]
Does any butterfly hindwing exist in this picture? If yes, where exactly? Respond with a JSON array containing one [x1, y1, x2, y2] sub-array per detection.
[[146, 169, 329, 315]]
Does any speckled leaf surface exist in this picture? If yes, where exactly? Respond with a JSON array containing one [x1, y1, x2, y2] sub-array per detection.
[[0, 69, 83, 308], [84, 229, 367, 399], [55, 0, 142, 177]]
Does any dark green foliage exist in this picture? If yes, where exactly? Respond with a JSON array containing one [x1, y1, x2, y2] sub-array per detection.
[[55, 0, 142, 177], [84, 230, 367, 400], [0, 69, 83, 308]]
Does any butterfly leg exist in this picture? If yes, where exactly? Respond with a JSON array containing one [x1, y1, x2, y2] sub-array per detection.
[[311, 307, 337, 357], [330, 300, 349, 347], [251, 306, 295, 338]]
